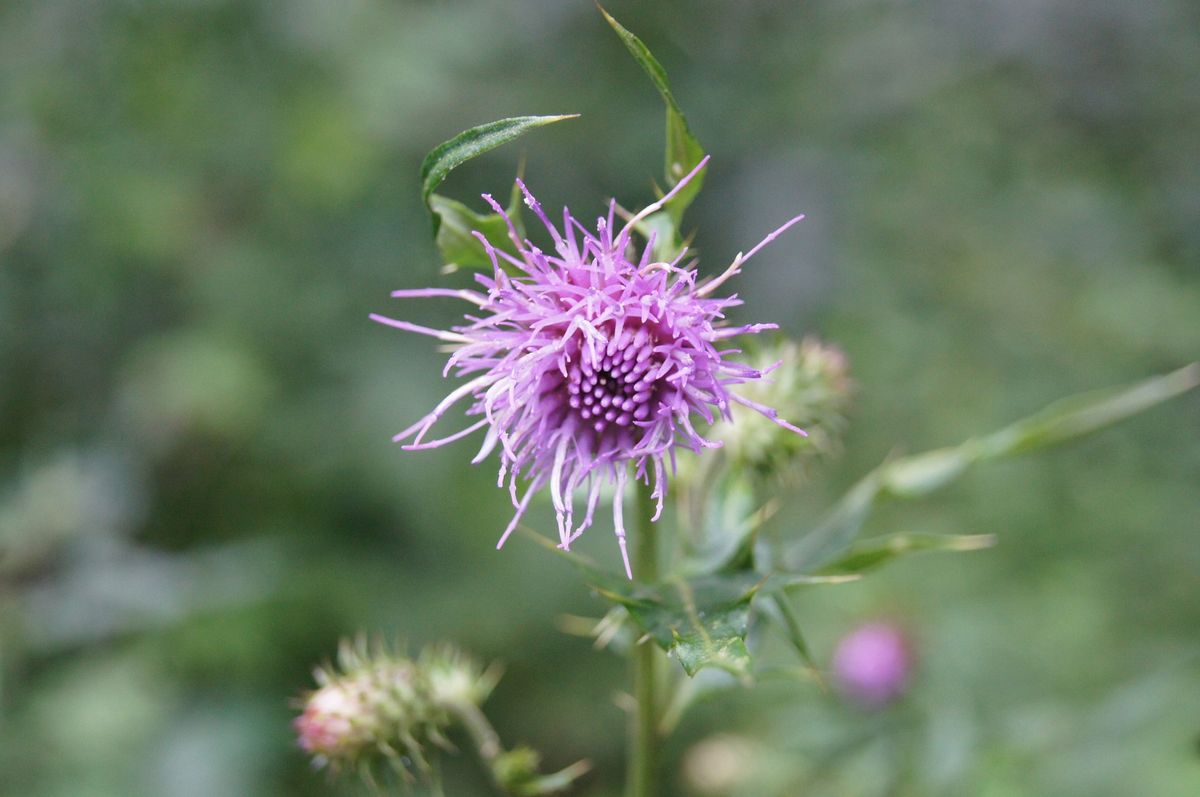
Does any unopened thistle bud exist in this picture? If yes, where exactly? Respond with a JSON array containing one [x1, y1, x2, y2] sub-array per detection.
[[295, 639, 585, 794], [420, 643, 500, 710], [294, 673, 386, 763], [713, 336, 851, 479], [294, 639, 490, 779]]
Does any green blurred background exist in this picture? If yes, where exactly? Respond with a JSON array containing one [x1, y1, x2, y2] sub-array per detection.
[[2, 0, 1198, 795]]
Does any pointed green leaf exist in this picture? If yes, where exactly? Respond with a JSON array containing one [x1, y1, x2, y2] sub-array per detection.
[[973, 363, 1200, 457], [420, 115, 578, 208], [420, 116, 574, 269], [429, 182, 526, 273], [600, 8, 706, 229], [758, 571, 863, 593], [671, 608, 753, 677], [786, 364, 1199, 571], [818, 532, 996, 576], [494, 747, 591, 797], [632, 210, 683, 264]]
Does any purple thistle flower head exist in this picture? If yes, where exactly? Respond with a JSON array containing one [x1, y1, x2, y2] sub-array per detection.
[[831, 622, 914, 709], [372, 158, 805, 577]]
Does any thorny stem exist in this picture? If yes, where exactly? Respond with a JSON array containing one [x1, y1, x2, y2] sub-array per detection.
[[627, 477, 661, 797]]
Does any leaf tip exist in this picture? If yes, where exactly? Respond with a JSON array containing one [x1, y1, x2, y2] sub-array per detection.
[[596, 3, 618, 26], [961, 533, 998, 551], [1176, 362, 1200, 390]]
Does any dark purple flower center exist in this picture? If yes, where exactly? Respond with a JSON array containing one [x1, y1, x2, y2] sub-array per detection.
[[559, 324, 665, 440]]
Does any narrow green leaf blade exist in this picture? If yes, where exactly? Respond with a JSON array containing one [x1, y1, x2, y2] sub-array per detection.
[[600, 8, 706, 227], [786, 364, 1199, 571], [419, 114, 578, 207], [599, 7, 683, 117], [818, 532, 996, 576], [975, 363, 1200, 458]]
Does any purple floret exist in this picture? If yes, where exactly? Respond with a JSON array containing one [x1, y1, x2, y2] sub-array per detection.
[[372, 158, 804, 577]]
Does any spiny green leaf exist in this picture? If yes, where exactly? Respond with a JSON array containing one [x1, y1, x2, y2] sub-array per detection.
[[599, 7, 706, 230], [420, 116, 575, 270], [520, 527, 850, 677], [817, 532, 996, 576], [420, 115, 578, 208], [579, 567, 852, 677], [785, 364, 1199, 571], [561, 566, 759, 677], [646, 575, 757, 677]]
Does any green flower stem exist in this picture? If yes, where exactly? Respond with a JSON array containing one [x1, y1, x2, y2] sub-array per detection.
[[448, 700, 509, 795], [453, 701, 503, 763], [451, 700, 591, 797], [627, 478, 661, 797]]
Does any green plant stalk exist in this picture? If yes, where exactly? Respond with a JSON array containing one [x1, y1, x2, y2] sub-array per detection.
[[627, 478, 661, 797], [448, 701, 505, 794]]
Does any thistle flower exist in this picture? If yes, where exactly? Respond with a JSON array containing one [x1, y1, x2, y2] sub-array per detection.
[[831, 622, 913, 709], [373, 158, 804, 577]]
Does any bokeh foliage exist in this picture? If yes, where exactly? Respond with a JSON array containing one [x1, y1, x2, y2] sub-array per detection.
[[1, 1, 1198, 796]]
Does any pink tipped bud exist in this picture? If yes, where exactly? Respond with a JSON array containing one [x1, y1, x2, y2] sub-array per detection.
[[293, 640, 429, 775], [293, 639, 501, 781], [294, 680, 376, 759], [831, 622, 913, 709]]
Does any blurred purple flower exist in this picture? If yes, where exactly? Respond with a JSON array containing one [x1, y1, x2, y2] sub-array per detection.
[[831, 622, 913, 709], [373, 157, 804, 577]]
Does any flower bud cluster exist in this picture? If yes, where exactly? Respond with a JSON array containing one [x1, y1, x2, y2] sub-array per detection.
[[294, 639, 496, 777]]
